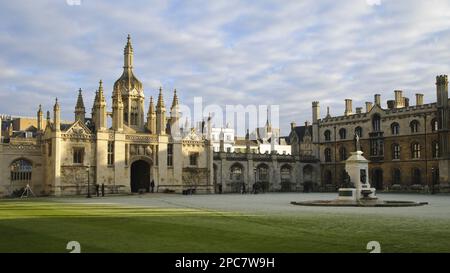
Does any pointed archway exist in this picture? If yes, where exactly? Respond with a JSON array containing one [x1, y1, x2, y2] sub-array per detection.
[[130, 160, 151, 193]]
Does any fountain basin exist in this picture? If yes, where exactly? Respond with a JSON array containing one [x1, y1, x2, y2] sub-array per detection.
[[291, 200, 428, 207]]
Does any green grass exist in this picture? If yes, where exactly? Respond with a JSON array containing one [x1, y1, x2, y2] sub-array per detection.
[[0, 199, 449, 253]]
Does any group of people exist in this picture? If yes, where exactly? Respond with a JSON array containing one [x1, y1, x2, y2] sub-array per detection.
[[240, 183, 260, 194], [95, 183, 105, 197]]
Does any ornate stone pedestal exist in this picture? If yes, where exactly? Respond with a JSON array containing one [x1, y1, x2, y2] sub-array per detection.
[[337, 151, 376, 201]]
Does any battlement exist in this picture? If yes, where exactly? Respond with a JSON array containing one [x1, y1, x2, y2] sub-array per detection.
[[436, 75, 448, 85]]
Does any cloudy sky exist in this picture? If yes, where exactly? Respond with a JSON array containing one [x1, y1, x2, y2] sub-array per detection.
[[1, 0, 450, 135]]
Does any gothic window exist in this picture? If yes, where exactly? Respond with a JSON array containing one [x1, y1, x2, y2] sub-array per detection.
[[230, 164, 243, 181], [10, 159, 32, 181], [324, 130, 331, 141], [257, 165, 269, 182], [280, 166, 292, 183], [107, 141, 114, 166], [391, 122, 400, 135], [372, 114, 381, 132], [73, 147, 84, 164], [412, 142, 421, 159], [410, 120, 419, 133], [167, 144, 173, 167], [392, 143, 400, 160], [339, 128, 346, 140], [131, 113, 138, 126], [370, 139, 384, 156], [431, 118, 438, 132], [324, 148, 332, 162], [432, 141, 439, 158], [189, 152, 198, 166], [339, 146, 347, 161], [355, 126, 363, 138]]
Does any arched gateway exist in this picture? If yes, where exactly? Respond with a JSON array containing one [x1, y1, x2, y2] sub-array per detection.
[[130, 160, 151, 193]]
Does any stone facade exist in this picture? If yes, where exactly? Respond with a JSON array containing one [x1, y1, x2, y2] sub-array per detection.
[[0, 36, 215, 197], [290, 76, 450, 192], [0, 35, 320, 197], [213, 152, 319, 193]]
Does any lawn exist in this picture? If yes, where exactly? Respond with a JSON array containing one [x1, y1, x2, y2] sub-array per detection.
[[0, 199, 449, 253]]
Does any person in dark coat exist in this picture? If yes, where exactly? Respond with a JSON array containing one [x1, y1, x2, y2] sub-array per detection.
[[150, 180, 155, 193], [101, 183, 105, 197], [95, 184, 100, 197], [241, 183, 246, 194]]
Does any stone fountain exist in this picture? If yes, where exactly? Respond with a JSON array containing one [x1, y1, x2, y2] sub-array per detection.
[[337, 135, 376, 203], [291, 134, 427, 207]]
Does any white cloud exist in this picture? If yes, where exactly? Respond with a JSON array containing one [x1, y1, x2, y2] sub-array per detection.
[[0, 0, 450, 134]]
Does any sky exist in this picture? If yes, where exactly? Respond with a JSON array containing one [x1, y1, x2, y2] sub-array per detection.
[[1, 0, 450, 136]]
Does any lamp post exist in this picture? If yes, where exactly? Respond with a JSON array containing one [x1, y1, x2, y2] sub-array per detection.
[[86, 165, 91, 198], [431, 168, 435, 195], [253, 167, 257, 194]]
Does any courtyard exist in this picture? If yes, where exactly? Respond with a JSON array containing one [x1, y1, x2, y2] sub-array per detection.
[[0, 193, 449, 253]]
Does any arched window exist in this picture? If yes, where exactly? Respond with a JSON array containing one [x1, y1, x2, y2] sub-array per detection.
[[339, 128, 346, 140], [431, 118, 438, 132], [10, 159, 32, 181], [432, 141, 439, 158], [257, 164, 269, 182], [324, 130, 331, 141], [372, 114, 381, 131], [392, 143, 400, 160], [392, 168, 401, 184], [391, 122, 400, 135], [303, 165, 313, 182], [355, 126, 363, 138], [410, 120, 419, 133], [230, 164, 243, 181], [339, 146, 347, 161], [324, 148, 332, 162], [412, 142, 421, 159], [412, 168, 422, 184], [280, 166, 292, 183]]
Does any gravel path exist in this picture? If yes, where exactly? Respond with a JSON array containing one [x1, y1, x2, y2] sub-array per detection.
[[49, 192, 450, 219]]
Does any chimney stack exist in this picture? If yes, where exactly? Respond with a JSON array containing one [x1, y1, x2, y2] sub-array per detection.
[[290, 121, 296, 130], [374, 94, 381, 107], [365, 102, 373, 112], [394, 90, 404, 108], [387, 100, 395, 109], [344, 99, 353, 116], [312, 101, 320, 123], [356, 107, 362, 114], [416, 93, 424, 106]]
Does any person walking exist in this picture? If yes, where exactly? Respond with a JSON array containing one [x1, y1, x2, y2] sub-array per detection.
[[150, 180, 155, 193], [241, 183, 246, 194], [95, 184, 100, 197], [101, 183, 105, 197]]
